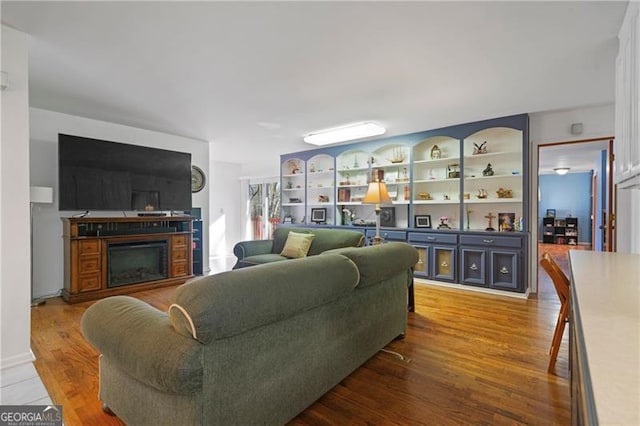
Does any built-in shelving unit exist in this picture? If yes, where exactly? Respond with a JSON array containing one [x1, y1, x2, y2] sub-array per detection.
[[279, 114, 529, 293]]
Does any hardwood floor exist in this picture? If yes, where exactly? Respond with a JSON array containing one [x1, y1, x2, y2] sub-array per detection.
[[31, 278, 571, 425]]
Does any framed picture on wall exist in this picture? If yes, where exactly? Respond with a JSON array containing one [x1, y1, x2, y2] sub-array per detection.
[[414, 215, 432, 228], [546, 209, 556, 218]]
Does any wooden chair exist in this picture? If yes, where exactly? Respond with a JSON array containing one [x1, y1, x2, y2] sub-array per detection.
[[540, 252, 571, 373]]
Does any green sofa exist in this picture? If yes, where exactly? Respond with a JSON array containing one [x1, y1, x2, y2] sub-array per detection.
[[232, 226, 365, 269], [81, 242, 418, 426]]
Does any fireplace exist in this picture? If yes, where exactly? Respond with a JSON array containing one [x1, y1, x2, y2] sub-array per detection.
[[108, 240, 168, 288]]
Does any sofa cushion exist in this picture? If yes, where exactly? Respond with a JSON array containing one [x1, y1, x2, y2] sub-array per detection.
[[330, 242, 419, 288], [234, 253, 289, 269], [169, 254, 360, 344], [280, 231, 315, 258], [272, 227, 365, 256]]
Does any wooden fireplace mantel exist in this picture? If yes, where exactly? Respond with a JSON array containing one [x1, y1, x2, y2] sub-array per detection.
[[61, 216, 195, 303]]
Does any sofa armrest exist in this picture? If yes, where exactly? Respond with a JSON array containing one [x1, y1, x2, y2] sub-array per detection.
[[233, 240, 274, 261], [81, 296, 204, 395]]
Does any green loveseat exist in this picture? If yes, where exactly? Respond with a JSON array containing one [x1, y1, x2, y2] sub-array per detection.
[[232, 226, 365, 269], [81, 242, 418, 426]]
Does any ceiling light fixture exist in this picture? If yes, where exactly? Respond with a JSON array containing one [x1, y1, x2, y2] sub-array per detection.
[[304, 122, 385, 146], [554, 167, 570, 175]]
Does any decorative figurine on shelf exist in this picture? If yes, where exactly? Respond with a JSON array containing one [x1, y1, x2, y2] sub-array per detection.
[[482, 163, 494, 176], [309, 163, 316, 173], [286, 181, 293, 189], [318, 195, 329, 203], [419, 192, 432, 200], [437, 217, 450, 229], [430, 145, 442, 160], [484, 212, 497, 231], [443, 193, 450, 200], [353, 154, 360, 168], [473, 141, 488, 155], [496, 188, 513, 198], [476, 189, 488, 199], [390, 147, 406, 163], [342, 208, 355, 226], [287, 159, 301, 174]]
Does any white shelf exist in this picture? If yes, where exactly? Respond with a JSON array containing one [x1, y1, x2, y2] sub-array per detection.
[[414, 178, 460, 184], [282, 203, 304, 207], [413, 200, 460, 205], [308, 170, 334, 175], [307, 202, 332, 206], [307, 186, 334, 190], [464, 198, 523, 204], [337, 184, 368, 188], [464, 174, 521, 181], [282, 173, 305, 178], [337, 166, 369, 172], [282, 188, 304, 192], [377, 161, 410, 168], [337, 201, 362, 206], [463, 150, 520, 160], [413, 157, 460, 165]]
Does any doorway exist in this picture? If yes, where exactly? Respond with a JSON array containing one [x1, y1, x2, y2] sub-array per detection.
[[536, 137, 615, 296], [248, 179, 281, 240]]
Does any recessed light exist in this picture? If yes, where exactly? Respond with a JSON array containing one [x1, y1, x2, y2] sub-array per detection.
[[304, 122, 386, 146], [554, 167, 570, 175]]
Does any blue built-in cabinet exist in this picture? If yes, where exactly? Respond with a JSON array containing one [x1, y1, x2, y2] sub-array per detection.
[[280, 114, 529, 293]]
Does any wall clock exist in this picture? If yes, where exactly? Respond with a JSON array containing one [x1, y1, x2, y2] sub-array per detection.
[[191, 165, 206, 193]]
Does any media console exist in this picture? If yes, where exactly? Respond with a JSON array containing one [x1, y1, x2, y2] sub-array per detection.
[[61, 216, 195, 303]]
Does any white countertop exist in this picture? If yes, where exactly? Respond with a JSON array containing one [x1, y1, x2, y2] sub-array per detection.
[[569, 250, 640, 425]]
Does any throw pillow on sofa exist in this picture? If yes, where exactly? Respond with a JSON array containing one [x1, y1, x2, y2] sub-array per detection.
[[280, 231, 314, 258]]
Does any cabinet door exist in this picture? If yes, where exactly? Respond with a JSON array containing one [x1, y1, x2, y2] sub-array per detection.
[[432, 246, 456, 282], [460, 248, 486, 287], [412, 245, 430, 278], [489, 250, 519, 290]]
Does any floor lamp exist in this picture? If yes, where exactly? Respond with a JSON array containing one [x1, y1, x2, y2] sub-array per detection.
[[362, 169, 391, 245], [30, 186, 54, 306]]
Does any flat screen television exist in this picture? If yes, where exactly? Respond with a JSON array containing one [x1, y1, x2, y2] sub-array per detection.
[[58, 134, 192, 211]]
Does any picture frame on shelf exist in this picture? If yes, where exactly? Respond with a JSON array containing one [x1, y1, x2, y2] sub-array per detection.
[[380, 207, 396, 227], [498, 212, 515, 232], [414, 215, 432, 228], [310, 208, 327, 224], [546, 209, 556, 218]]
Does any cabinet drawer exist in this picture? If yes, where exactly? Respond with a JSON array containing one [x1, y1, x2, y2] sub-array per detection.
[[172, 261, 188, 277], [172, 248, 188, 261], [172, 234, 188, 246], [460, 235, 523, 249], [78, 274, 101, 292], [79, 256, 100, 273], [79, 239, 100, 255], [366, 230, 406, 241], [409, 232, 457, 245]]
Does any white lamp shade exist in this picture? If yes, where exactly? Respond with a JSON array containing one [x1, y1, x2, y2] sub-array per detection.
[[363, 182, 391, 204], [30, 186, 54, 204]]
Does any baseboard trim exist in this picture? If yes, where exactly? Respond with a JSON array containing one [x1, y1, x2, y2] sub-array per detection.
[[0, 350, 36, 371], [414, 278, 530, 300]]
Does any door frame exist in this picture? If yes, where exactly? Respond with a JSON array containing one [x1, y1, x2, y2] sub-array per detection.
[[534, 136, 615, 294]]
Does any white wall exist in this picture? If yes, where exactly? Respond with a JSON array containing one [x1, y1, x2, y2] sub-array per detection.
[[208, 158, 242, 256], [1, 25, 33, 369], [528, 104, 616, 292], [29, 108, 210, 298]]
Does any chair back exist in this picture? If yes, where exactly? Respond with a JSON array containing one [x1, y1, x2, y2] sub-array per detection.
[[540, 252, 570, 303]]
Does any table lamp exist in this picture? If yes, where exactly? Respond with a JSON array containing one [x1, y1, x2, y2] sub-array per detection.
[[362, 169, 391, 245]]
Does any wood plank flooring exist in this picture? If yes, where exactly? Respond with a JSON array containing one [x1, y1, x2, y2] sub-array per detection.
[[31, 255, 575, 425]]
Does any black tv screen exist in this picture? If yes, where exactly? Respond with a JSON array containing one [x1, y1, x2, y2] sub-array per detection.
[[58, 134, 192, 211]]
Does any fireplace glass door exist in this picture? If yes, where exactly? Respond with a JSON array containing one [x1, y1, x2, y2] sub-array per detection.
[[108, 240, 168, 288]]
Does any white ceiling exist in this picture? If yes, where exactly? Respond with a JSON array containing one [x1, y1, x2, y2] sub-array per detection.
[[1, 1, 628, 165], [539, 139, 610, 174]]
